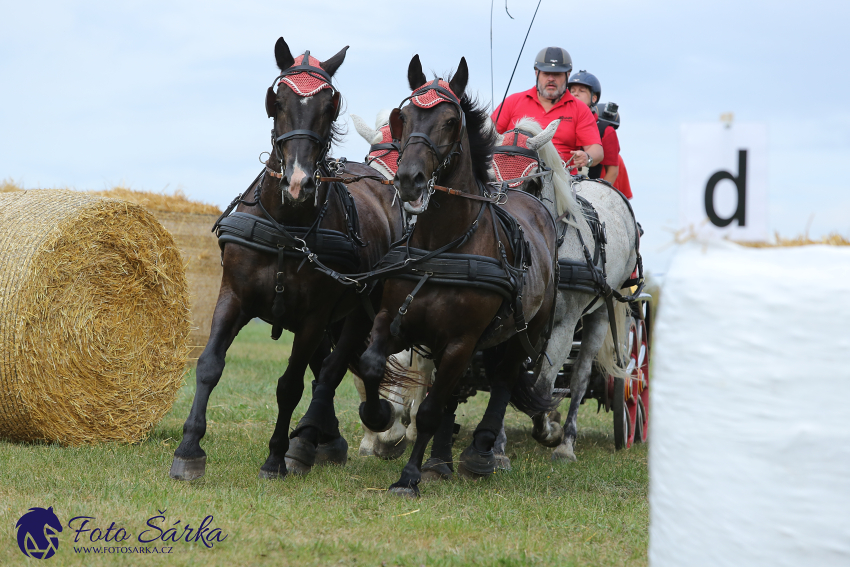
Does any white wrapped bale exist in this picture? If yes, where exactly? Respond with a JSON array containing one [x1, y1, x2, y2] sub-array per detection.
[[650, 240, 850, 566]]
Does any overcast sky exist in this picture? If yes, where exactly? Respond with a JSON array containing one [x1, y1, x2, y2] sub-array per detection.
[[1, 0, 848, 273]]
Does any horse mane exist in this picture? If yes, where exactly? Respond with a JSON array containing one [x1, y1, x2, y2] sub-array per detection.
[[449, 79, 495, 185], [513, 117, 583, 224]]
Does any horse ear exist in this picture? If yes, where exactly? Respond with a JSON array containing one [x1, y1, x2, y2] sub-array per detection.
[[389, 108, 403, 140], [526, 119, 560, 150], [320, 46, 348, 77], [407, 55, 426, 91], [331, 91, 341, 119], [265, 86, 277, 118], [449, 57, 468, 99], [352, 114, 382, 145], [274, 37, 295, 71]]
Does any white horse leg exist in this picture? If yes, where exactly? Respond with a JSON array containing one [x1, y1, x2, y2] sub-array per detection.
[[406, 353, 434, 444], [553, 307, 609, 462]]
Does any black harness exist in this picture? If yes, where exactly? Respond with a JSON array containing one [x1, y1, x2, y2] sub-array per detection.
[[556, 178, 645, 364]]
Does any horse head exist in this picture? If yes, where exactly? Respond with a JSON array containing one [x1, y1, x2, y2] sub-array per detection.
[[392, 55, 471, 214], [265, 37, 347, 205], [491, 119, 559, 199], [492, 118, 583, 224]]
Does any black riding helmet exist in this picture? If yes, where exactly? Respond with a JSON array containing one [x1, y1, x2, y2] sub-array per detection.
[[596, 101, 620, 130], [568, 70, 601, 105], [534, 47, 572, 73]]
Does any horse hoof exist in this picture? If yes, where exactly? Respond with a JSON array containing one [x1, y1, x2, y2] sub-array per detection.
[[495, 454, 512, 471], [359, 400, 395, 433], [258, 466, 287, 480], [532, 414, 565, 448], [358, 442, 375, 457], [551, 443, 577, 463], [388, 483, 420, 498], [457, 444, 495, 480], [284, 437, 317, 476], [421, 457, 453, 482], [316, 436, 349, 467], [169, 456, 206, 481], [374, 436, 408, 460]]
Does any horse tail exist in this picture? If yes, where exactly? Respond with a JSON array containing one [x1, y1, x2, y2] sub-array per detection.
[[595, 300, 630, 379], [380, 353, 427, 396], [347, 352, 426, 402]]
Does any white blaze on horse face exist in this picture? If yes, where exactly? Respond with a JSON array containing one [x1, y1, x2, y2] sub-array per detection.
[[299, 96, 313, 105], [287, 158, 307, 201]]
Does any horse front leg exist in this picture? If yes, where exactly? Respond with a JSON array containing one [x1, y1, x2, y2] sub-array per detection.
[[530, 308, 581, 449], [259, 321, 327, 479], [388, 339, 476, 497], [553, 307, 609, 462], [358, 310, 403, 434], [170, 293, 251, 480]]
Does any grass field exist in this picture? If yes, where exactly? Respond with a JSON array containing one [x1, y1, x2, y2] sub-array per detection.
[[0, 321, 648, 566]]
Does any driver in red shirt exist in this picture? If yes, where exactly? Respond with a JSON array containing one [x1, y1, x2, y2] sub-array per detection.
[[492, 47, 602, 172]]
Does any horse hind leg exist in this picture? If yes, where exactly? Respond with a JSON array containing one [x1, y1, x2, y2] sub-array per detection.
[[458, 339, 529, 480], [284, 312, 372, 475], [388, 340, 476, 497], [171, 296, 251, 481], [552, 307, 609, 463], [260, 322, 328, 479]]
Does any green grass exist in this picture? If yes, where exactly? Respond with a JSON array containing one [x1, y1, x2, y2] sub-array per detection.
[[0, 321, 648, 566]]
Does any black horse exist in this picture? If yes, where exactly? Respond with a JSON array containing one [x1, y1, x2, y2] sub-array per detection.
[[170, 38, 406, 481], [356, 55, 559, 496]]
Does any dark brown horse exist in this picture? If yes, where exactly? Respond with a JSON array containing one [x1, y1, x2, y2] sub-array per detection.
[[357, 55, 559, 497], [169, 37, 405, 481]]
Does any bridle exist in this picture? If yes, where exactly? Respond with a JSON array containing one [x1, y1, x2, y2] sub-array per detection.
[[389, 79, 467, 212], [266, 50, 340, 182]]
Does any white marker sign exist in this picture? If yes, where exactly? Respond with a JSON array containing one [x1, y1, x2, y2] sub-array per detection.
[[679, 123, 768, 241]]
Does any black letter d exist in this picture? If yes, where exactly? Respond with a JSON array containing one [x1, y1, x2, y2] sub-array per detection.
[[704, 150, 747, 227]]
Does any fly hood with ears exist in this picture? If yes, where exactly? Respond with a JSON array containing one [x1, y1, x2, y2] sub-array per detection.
[[389, 78, 466, 163], [265, 49, 342, 155], [492, 129, 542, 188]]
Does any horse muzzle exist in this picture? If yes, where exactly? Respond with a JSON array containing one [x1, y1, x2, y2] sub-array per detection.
[[281, 163, 318, 204], [394, 166, 431, 215]]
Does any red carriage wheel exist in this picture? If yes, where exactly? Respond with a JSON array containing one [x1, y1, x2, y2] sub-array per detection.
[[634, 301, 650, 443], [613, 376, 629, 450]]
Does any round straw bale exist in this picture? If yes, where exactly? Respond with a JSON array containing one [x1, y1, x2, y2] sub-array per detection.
[[148, 211, 222, 361], [0, 189, 190, 445]]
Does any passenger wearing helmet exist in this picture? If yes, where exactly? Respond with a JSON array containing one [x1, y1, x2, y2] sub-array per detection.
[[492, 47, 602, 172], [568, 70, 620, 183]]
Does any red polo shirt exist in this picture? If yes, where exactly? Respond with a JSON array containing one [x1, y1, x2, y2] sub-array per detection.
[[492, 86, 601, 162], [605, 155, 632, 199]]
